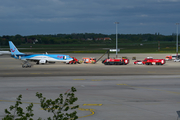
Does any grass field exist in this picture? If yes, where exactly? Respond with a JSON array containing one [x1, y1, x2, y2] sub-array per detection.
[[1, 41, 178, 53]]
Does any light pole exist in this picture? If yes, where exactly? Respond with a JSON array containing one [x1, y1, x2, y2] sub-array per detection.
[[176, 23, 179, 59], [114, 22, 119, 58]]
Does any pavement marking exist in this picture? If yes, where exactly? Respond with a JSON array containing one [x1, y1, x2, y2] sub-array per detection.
[[5, 67, 14, 69], [0, 100, 16, 102], [83, 104, 102, 106], [117, 84, 128, 86], [145, 103, 161, 105], [148, 71, 156, 73], [4, 73, 11, 75], [133, 86, 180, 95], [40, 107, 95, 118], [30, 73, 40, 74], [78, 108, 95, 111], [91, 80, 101, 81], [29, 73, 52, 75], [73, 79, 86, 80], [43, 73, 52, 74], [116, 84, 180, 95], [166, 91, 180, 95], [78, 108, 95, 118], [116, 84, 180, 96]]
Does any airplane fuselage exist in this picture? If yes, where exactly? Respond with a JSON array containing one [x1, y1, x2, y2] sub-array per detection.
[[12, 54, 72, 63]]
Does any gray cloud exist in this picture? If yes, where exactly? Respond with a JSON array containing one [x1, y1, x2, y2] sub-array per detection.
[[0, 0, 180, 35]]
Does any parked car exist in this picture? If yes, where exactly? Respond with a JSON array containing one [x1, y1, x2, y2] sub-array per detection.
[[174, 59, 180, 62], [134, 60, 143, 65]]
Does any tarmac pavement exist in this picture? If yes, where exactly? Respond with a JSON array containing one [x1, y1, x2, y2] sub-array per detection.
[[0, 54, 180, 120]]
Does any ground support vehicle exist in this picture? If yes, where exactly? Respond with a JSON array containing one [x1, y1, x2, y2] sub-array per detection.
[[143, 59, 165, 65], [171, 54, 180, 60], [102, 58, 129, 65], [134, 60, 143, 65], [67, 57, 80, 64], [165, 55, 172, 61], [82, 57, 96, 64], [174, 59, 180, 62], [22, 61, 32, 68]]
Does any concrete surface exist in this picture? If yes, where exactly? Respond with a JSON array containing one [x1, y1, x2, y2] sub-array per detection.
[[0, 54, 180, 120]]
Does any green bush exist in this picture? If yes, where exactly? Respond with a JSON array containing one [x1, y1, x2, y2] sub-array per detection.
[[2, 87, 79, 120]]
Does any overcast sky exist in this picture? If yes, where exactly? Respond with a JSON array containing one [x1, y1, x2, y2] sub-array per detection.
[[0, 0, 180, 36]]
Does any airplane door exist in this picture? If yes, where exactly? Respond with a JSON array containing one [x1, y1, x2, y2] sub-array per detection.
[[63, 56, 67, 60]]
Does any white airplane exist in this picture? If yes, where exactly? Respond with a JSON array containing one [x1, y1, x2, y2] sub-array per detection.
[[9, 41, 73, 67], [0, 51, 11, 55]]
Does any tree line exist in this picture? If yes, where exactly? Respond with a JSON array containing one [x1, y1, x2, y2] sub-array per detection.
[[0, 33, 178, 46]]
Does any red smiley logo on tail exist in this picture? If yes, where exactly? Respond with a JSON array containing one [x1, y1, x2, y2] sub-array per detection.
[[11, 48, 16, 52]]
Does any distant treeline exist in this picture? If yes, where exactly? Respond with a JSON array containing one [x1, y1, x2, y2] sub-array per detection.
[[0, 33, 178, 46]]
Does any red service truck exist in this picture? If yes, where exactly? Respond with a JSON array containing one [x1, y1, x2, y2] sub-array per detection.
[[165, 55, 172, 61], [142, 58, 165, 65], [102, 58, 129, 65], [82, 57, 96, 64], [67, 57, 80, 64]]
